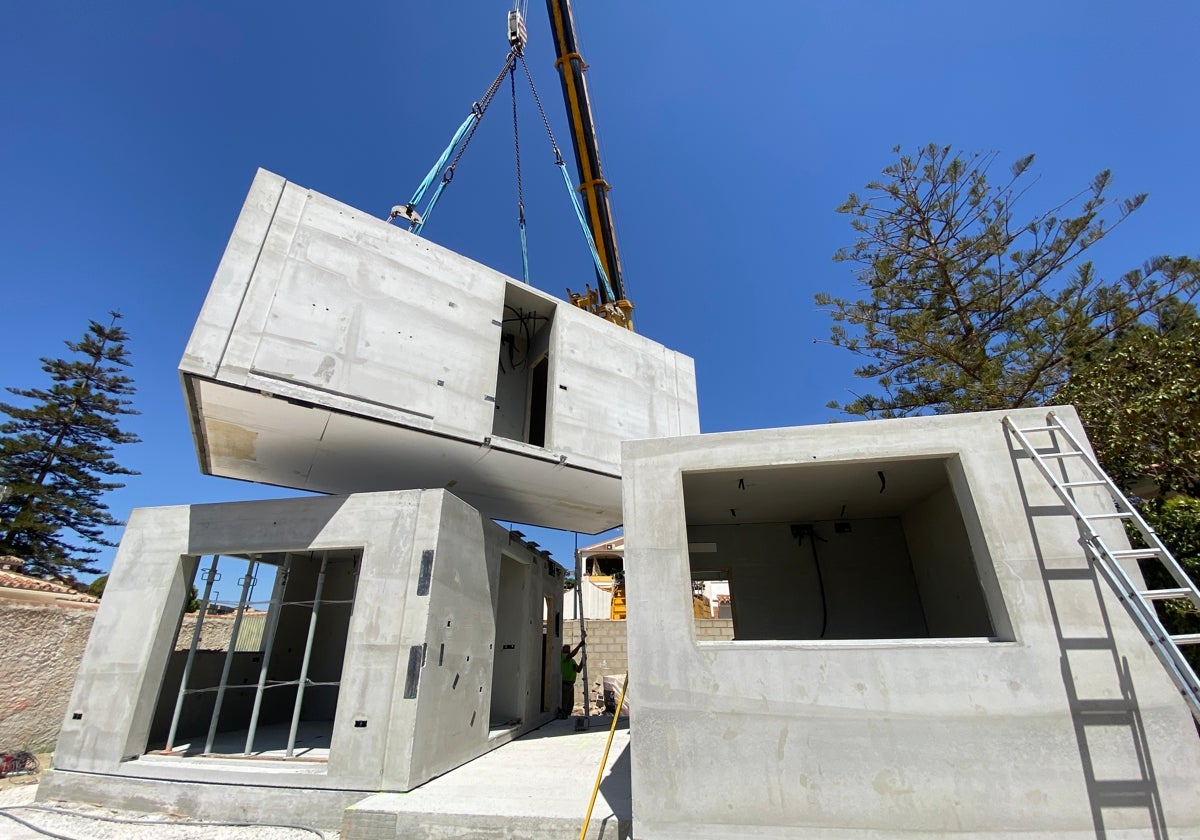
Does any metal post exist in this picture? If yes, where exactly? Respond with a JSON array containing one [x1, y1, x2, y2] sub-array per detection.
[[166, 555, 221, 752], [244, 554, 292, 755], [203, 559, 258, 755], [287, 551, 328, 757], [575, 550, 589, 728]]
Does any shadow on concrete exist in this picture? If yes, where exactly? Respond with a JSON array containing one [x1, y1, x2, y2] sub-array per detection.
[[596, 740, 632, 838], [520, 715, 630, 740], [1006, 423, 1168, 839]]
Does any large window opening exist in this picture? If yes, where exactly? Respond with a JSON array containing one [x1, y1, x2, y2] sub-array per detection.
[[492, 284, 554, 447], [148, 549, 360, 760], [682, 457, 1003, 642]]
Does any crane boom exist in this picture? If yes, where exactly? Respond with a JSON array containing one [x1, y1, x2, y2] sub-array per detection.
[[544, 0, 634, 329]]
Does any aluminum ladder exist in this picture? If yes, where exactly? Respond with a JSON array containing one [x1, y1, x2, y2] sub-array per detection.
[[1004, 410, 1200, 723]]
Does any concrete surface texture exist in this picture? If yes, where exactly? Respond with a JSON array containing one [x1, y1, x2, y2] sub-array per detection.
[[179, 168, 699, 534], [340, 715, 630, 840], [43, 490, 564, 829], [621, 406, 1200, 839]]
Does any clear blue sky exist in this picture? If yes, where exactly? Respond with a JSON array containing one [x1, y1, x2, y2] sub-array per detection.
[[2, 1, 1197, 576]]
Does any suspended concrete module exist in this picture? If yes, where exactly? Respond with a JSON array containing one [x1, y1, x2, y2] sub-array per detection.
[[179, 169, 700, 534]]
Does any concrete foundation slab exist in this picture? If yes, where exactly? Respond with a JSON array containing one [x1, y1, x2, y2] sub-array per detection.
[[621, 406, 1200, 839], [341, 716, 631, 840], [47, 490, 566, 828], [180, 169, 699, 533]]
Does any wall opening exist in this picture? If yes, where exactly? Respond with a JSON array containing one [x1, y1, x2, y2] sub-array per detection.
[[493, 284, 555, 447], [682, 457, 1003, 641], [148, 548, 360, 760], [490, 553, 528, 731]]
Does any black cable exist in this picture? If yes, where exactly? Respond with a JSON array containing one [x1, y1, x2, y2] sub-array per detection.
[[0, 805, 328, 839], [792, 525, 828, 638]]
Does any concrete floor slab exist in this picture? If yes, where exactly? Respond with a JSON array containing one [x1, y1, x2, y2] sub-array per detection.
[[341, 716, 631, 840]]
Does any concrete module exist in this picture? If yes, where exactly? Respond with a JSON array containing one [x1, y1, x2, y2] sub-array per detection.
[[621, 406, 1200, 839], [179, 169, 699, 534], [42, 490, 565, 829]]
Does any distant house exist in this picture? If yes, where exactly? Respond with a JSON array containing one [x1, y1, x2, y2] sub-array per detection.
[[0, 560, 98, 607]]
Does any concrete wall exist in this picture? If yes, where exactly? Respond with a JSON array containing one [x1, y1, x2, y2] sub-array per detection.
[[622, 406, 1200, 839], [43, 490, 564, 827], [179, 169, 699, 533]]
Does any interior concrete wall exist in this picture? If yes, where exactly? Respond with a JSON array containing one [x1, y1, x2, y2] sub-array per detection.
[[179, 169, 699, 533], [903, 482, 994, 637], [45, 490, 563, 824], [622, 406, 1200, 839], [687, 520, 930, 641]]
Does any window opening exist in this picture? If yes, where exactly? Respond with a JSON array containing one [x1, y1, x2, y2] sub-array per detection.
[[153, 549, 361, 760], [682, 458, 1003, 642]]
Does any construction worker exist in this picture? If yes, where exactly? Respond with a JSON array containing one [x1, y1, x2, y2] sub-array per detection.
[[560, 637, 585, 718]]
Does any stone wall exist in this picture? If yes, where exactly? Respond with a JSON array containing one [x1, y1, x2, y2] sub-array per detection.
[[0, 601, 254, 752], [563, 618, 734, 714], [0, 601, 96, 751]]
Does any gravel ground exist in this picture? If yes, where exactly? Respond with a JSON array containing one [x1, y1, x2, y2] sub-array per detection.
[[0, 784, 341, 840]]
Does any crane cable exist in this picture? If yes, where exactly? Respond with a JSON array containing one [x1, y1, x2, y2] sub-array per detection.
[[390, 42, 616, 306], [516, 53, 616, 304]]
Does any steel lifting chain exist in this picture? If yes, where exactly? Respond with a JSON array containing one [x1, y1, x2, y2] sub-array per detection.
[[511, 64, 525, 227], [519, 54, 564, 165], [441, 50, 518, 187]]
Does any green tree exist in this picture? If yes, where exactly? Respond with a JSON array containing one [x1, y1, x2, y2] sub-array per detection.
[[1058, 305, 1200, 496], [0, 314, 141, 578], [816, 143, 1200, 417]]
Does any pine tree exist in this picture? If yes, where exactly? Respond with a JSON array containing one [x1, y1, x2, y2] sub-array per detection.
[[816, 144, 1200, 417], [0, 314, 141, 578]]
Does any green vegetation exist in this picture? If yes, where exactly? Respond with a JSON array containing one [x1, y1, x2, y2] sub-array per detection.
[[0, 314, 140, 578]]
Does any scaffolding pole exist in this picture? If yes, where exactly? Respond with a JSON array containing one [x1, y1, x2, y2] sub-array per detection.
[[287, 551, 329, 757], [165, 554, 221, 752], [575, 550, 589, 727], [244, 554, 292, 755], [203, 559, 258, 755]]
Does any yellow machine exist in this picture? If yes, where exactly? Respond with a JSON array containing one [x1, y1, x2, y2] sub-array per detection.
[[541, 0, 636, 331]]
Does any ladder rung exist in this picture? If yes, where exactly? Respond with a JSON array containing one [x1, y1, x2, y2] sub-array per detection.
[[1084, 512, 1134, 520], [1061, 637, 1114, 650], [1111, 549, 1164, 559], [1171, 633, 1200, 646], [1062, 480, 1108, 488], [1142, 588, 1194, 602], [1012, 426, 1059, 434], [1038, 451, 1084, 459]]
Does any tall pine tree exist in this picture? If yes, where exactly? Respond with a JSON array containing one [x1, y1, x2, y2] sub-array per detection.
[[0, 314, 140, 578]]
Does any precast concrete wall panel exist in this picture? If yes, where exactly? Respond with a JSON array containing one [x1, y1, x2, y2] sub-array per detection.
[[181, 169, 699, 533], [621, 406, 1200, 839]]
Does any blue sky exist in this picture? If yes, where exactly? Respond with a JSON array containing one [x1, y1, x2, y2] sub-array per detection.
[[2, 1, 1197, 576]]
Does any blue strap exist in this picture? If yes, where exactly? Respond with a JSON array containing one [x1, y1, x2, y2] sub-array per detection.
[[411, 177, 451, 236], [519, 221, 531, 285], [409, 112, 477, 210], [557, 162, 616, 303]]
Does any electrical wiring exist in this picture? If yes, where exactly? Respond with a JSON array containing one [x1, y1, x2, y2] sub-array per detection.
[[0, 805, 327, 840]]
